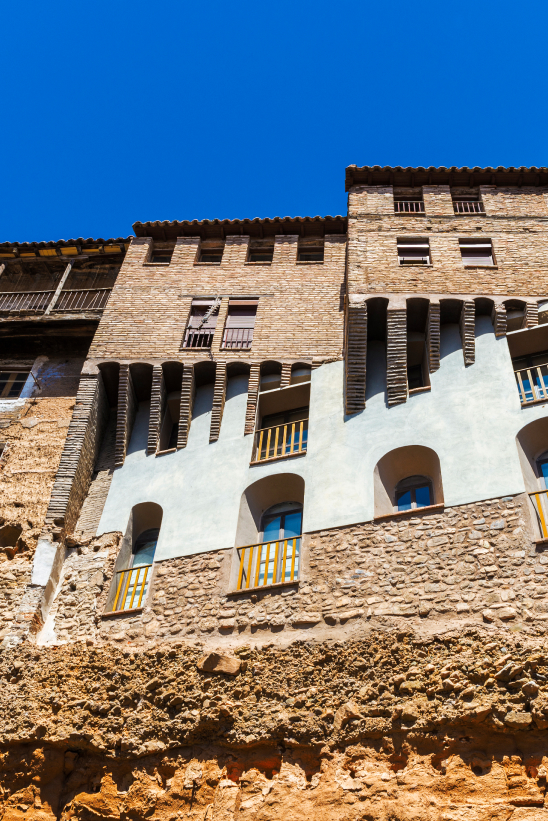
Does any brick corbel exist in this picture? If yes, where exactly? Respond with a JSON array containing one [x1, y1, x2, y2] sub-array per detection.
[[280, 363, 292, 388], [177, 365, 195, 449], [491, 303, 507, 337], [460, 301, 476, 365], [345, 295, 367, 414], [147, 364, 166, 455], [426, 301, 440, 373], [209, 362, 227, 442], [525, 302, 539, 328], [386, 308, 407, 406], [114, 365, 138, 467], [244, 365, 261, 434]]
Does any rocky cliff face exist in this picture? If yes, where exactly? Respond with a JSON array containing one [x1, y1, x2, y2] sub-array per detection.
[[2, 629, 548, 820]]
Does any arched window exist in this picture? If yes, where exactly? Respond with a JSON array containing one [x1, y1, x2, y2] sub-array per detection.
[[132, 528, 159, 566], [261, 502, 302, 542], [395, 475, 433, 512], [537, 451, 548, 489], [115, 527, 159, 611]]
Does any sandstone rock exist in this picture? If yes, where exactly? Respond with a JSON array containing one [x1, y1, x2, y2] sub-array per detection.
[[504, 711, 532, 729], [197, 652, 242, 675], [522, 680, 540, 697], [334, 701, 362, 732], [498, 607, 517, 620], [482, 609, 495, 622], [290, 612, 322, 626]]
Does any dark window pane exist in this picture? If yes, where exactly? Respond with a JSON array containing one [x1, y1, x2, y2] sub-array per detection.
[[284, 512, 302, 538], [415, 485, 431, 508], [298, 250, 324, 262], [397, 490, 412, 511], [407, 364, 423, 389], [249, 251, 273, 263]]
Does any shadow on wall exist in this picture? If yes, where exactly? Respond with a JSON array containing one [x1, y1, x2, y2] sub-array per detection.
[[373, 445, 444, 517], [235, 473, 305, 548], [516, 418, 548, 493]]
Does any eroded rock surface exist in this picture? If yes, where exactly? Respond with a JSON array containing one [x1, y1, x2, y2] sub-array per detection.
[[2, 629, 548, 818]]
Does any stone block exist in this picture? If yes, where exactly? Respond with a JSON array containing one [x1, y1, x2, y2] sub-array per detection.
[[197, 652, 242, 675]]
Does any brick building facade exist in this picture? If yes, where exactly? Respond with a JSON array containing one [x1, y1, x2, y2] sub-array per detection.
[[2, 167, 548, 820]]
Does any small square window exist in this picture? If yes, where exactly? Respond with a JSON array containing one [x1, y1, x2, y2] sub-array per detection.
[[297, 240, 324, 262], [397, 239, 430, 265], [248, 244, 274, 264], [459, 239, 494, 266], [149, 244, 174, 264], [452, 190, 484, 215], [0, 371, 30, 399], [198, 244, 224, 264]]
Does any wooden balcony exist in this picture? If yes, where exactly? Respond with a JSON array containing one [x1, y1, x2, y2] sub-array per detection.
[[515, 364, 548, 406], [111, 564, 152, 612], [235, 537, 300, 591], [0, 287, 112, 315], [252, 420, 308, 463], [0, 290, 54, 313]]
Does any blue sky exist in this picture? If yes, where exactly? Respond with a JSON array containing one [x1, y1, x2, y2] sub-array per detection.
[[2, 0, 547, 242]]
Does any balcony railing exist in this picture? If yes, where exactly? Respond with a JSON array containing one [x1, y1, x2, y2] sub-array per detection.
[[52, 288, 112, 312], [515, 364, 548, 405], [453, 200, 485, 214], [111, 564, 152, 612], [530, 491, 548, 539], [0, 291, 55, 312], [222, 327, 254, 349], [252, 420, 308, 463], [183, 328, 215, 348], [394, 200, 425, 213], [236, 537, 301, 590]]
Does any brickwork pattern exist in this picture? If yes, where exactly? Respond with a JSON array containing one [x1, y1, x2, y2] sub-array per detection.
[[147, 365, 166, 454], [426, 301, 440, 372], [177, 365, 195, 449], [75, 413, 117, 536], [386, 309, 407, 405], [344, 297, 367, 414], [114, 366, 137, 467], [209, 363, 227, 443], [348, 186, 548, 296], [46, 374, 109, 532], [492, 303, 508, 337], [244, 365, 260, 435], [460, 301, 476, 365], [88, 235, 347, 362]]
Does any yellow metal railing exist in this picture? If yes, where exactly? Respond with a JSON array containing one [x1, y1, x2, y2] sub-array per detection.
[[515, 364, 548, 405], [236, 537, 301, 590], [530, 491, 548, 539], [252, 420, 308, 463], [111, 564, 152, 612]]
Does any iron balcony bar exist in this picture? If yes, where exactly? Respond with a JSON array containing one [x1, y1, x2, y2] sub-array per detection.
[[221, 326, 254, 349]]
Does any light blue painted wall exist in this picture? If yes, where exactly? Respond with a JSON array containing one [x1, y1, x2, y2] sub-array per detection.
[[98, 316, 548, 559]]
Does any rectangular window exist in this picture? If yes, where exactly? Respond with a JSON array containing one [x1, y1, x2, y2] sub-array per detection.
[[182, 299, 220, 348], [394, 196, 424, 214], [452, 191, 485, 215], [297, 240, 324, 262], [459, 239, 494, 266], [222, 299, 258, 350], [397, 239, 430, 265], [198, 244, 224, 264], [248, 243, 274, 264], [0, 371, 30, 398], [149, 245, 174, 264]]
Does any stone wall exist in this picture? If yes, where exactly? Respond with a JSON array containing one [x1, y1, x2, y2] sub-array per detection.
[[41, 493, 548, 648], [88, 235, 347, 361], [348, 185, 548, 295]]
